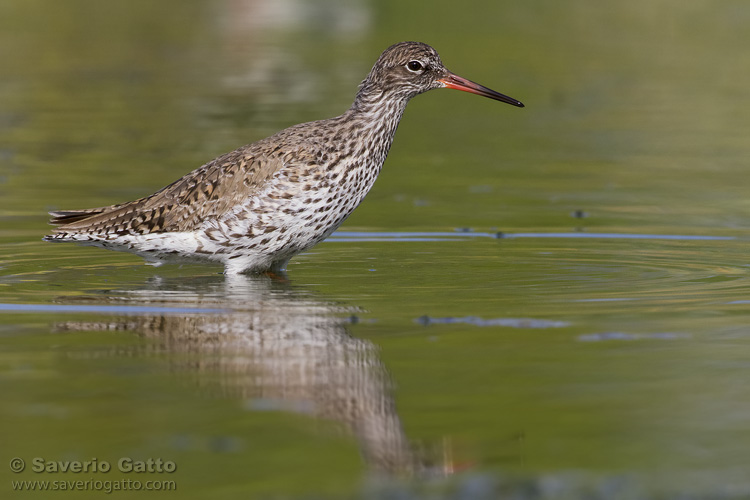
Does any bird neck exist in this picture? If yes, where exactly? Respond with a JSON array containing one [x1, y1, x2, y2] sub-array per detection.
[[346, 85, 410, 149], [350, 77, 410, 114]]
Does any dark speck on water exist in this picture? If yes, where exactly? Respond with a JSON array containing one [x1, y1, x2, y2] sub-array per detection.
[[571, 209, 589, 219]]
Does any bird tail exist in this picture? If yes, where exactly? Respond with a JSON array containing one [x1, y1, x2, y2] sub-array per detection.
[[48, 208, 107, 226], [43, 207, 112, 242]]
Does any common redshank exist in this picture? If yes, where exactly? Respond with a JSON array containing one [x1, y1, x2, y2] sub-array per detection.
[[44, 41, 524, 274]]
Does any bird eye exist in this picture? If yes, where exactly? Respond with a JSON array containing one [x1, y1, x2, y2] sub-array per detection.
[[406, 60, 424, 72]]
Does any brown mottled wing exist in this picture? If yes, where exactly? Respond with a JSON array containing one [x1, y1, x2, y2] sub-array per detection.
[[47, 147, 285, 237]]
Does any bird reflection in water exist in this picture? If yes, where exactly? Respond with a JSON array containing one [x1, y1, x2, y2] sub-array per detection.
[[54, 274, 447, 476]]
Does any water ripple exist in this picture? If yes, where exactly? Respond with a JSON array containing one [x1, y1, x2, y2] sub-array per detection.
[[327, 231, 737, 242], [0, 303, 227, 315], [578, 332, 691, 342], [416, 315, 570, 328]]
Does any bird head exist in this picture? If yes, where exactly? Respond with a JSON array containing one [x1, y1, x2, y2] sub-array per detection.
[[358, 41, 524, 107]]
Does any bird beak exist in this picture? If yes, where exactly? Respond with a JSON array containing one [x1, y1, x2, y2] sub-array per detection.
[[438, 72, 524, 108]]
